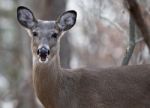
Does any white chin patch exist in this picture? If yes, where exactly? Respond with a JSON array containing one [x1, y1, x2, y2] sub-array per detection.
[[39, 58, 48, 63]]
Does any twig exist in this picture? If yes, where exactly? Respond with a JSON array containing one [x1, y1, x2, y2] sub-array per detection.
[[122, 15, 136, 65], [135, 37, 143, 43]]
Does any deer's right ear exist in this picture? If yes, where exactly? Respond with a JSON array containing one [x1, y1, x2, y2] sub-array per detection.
[[17, 6, 37, 29], [57, 10, 77, 31]]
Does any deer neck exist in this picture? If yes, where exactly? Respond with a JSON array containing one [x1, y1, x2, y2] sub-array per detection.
[[32, 52, 61, 108]]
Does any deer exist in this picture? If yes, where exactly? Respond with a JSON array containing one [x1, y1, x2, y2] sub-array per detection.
[[17, 6, 150, 108]]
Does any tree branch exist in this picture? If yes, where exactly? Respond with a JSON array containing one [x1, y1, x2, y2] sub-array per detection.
[[123, 0, 150, 50], [122, 15, 136, 65]]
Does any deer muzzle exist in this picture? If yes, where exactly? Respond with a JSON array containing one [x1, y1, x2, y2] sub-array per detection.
[[37, 47, 50, 62]]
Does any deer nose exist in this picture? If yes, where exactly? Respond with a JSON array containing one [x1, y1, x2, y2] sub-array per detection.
[[37, 47, 50, 56]]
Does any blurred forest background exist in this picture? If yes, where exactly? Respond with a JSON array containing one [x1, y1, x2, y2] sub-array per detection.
[[0, 0, 149, 108]]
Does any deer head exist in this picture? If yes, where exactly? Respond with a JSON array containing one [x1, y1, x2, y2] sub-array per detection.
[[17, 6, 77, 63]]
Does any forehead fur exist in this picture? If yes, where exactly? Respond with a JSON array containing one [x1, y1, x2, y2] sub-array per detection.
[[36, 20, 59, 31]]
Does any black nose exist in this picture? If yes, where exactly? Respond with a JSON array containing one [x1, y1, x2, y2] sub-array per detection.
[[37, 47, 50, 56]]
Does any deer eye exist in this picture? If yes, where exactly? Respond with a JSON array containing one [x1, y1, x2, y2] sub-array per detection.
[[51, 33, 58, 38], [32, 31, 38, 37]]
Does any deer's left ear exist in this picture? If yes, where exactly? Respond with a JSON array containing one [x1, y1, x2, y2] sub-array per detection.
[[57, 10, 77, 31]]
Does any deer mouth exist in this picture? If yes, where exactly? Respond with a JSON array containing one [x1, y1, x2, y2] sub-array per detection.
[[39, 54, 48, 61], [38, 53, 49, 63], [39, 56, 48, 63]]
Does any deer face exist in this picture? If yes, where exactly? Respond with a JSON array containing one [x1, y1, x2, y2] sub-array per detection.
[[17, 6, 77, 63]]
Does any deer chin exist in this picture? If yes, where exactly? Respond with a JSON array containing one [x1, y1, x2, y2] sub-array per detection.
[[39, 57, 48, 63], [38, 55, 49, 63]]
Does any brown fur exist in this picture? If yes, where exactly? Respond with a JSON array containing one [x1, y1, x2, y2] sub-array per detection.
[[17, 6, 150, 108], [33, 55, 150, 108]]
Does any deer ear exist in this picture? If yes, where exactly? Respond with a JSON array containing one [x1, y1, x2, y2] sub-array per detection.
[[57, 10, 77, 31], [17, 6, 37, 29]]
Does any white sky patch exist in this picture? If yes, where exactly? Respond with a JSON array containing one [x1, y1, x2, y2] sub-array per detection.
[[69, 26, 90, 48], [0, 74, 9, 91], [1, 101, 14, 108], [66, 0, 82, 21], [0, 18, 13, 30], [0, 0, 14, 10], [100, 1, 116, 25], [142, 46, 150, 59], [70, 54, 79, 69], [0, 18, 15, 47]]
